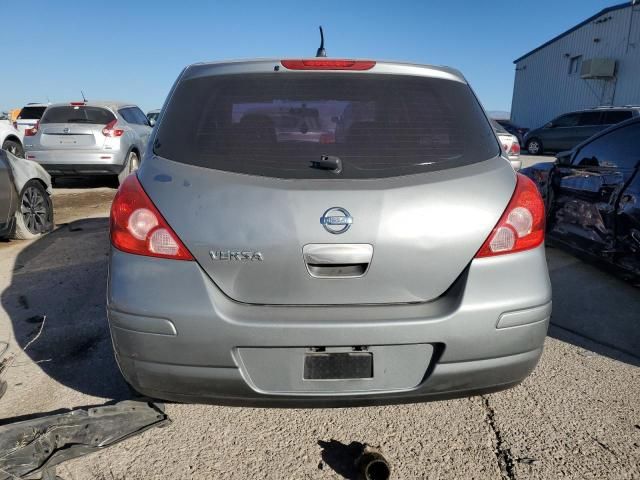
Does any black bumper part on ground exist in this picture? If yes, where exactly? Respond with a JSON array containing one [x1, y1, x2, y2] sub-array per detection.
[[0, 400, 169, 480]]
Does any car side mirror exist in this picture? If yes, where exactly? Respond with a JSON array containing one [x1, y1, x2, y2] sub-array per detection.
[[556, 150, 572, 165], [148, 118, 156, 127], [544, 122, 554, 129]]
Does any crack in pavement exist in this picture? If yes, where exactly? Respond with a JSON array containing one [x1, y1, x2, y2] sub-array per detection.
[[482, 395, 516, 480], [589, 435, 619, 459]]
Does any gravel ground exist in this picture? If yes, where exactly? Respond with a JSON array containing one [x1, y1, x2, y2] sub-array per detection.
[[0, 178, 638, 480]]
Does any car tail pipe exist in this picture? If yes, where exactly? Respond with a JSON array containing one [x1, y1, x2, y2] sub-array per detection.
[[356, 445, 391, 480]]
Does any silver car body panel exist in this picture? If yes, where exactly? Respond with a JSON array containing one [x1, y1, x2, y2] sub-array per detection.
[[108, 244, 551, 406], [4, 151, 52, 194], [141, 155, 514, 305], [0, 151, 52, 237], [107, 59, 551, 405], [183, 58, 467, 83]]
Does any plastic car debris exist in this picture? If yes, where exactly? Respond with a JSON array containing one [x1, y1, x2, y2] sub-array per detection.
[[0, 400, 169, 480]]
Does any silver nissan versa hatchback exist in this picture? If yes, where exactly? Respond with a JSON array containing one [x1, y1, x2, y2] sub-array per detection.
[[108, 59, 551, 406]]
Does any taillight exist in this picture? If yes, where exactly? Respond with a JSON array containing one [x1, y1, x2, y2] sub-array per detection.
[[102, 119, 124, 137], [475, 174, 545, 258], [281, 59, 376, 70], [508, 142, 521, 156], [24, 121, 39, 137], [110, 175, 193, 260], [319, 132, 335, 144]]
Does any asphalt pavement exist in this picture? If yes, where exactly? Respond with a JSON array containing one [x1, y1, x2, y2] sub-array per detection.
[[519, 154, 555, 169], [0, 169, 638, 480]]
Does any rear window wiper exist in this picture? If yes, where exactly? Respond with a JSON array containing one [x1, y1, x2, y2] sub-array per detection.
[[310, 155, 342, 174]]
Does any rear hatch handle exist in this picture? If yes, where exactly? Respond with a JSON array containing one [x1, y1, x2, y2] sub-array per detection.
[[303, 244, 373, 278]]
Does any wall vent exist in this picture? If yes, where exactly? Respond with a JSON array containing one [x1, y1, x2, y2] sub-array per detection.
[[581, 58, 616, 78]]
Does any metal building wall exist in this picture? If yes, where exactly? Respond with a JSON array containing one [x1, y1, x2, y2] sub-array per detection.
[[511, 4, 640, 129]]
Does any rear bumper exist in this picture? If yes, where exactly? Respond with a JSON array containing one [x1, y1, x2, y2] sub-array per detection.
[[115, 348, 543, 407], [24, 149, 127, 176], [107, 245, 552, 406]]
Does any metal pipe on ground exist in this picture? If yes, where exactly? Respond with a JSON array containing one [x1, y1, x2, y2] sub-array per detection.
[[356, 446, 391, 480]]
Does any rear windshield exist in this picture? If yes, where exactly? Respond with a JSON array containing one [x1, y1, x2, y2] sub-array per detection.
[[154, 73, 498, 179], [41, 106, 115, 125], [18, 106, 47, 120]]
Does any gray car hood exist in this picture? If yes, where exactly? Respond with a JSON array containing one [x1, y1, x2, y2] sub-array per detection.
[[4, 151, 52, 194]]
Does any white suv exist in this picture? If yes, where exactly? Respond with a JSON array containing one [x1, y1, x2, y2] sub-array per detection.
[[23, 101, 152, 184], [0, 122, 24, 158], [13, 103, 48, 136]]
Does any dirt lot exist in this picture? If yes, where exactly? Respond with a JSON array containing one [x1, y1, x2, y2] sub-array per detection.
[[0, 176, 639, 480]]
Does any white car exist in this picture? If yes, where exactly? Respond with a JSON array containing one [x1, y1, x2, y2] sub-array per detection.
[[0, 122, 24, 158], [491, 119, 521, 171], [13, 103, 48, 136], [147, 109, 161, 126]]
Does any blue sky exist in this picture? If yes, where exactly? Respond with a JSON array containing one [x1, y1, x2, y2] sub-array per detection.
[[0, 0, 615, 114]]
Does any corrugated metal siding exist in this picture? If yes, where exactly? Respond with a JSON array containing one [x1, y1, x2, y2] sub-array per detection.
[[511, 4, 640, 129]]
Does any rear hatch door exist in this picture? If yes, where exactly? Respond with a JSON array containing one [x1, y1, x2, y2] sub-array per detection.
[[143, 157, 514, 305], [142, 67, 514, 305], [38, 105, 115, 150], [40, 124, 106, 149]]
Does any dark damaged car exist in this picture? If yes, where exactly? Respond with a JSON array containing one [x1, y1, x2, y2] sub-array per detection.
[[522, 116, 640, 282]]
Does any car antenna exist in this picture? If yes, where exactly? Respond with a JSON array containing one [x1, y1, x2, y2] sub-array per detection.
[[316, 26, 327, 57], [81, 90, 87, 102]]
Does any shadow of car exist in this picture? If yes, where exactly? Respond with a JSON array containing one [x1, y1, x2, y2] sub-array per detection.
[[1, 217, 130, 400], [545, 247, 640, 366]]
